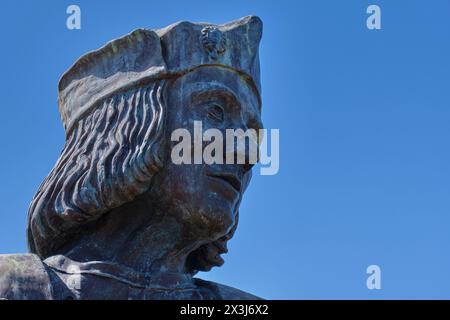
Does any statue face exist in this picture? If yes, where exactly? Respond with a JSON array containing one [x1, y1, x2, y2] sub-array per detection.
[[150, 66, 262, 241]]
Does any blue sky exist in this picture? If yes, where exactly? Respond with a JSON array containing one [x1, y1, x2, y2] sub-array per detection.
[[1, 0, 450, 299]]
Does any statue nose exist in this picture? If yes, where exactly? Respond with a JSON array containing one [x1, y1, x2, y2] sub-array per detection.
[[224, 128, 259, 172]]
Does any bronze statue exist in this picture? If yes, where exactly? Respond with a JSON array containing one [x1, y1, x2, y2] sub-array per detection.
[[0, 15, 263, 300]]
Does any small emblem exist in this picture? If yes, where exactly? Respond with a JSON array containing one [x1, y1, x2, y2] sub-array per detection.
[[201, 26, 226, 60]]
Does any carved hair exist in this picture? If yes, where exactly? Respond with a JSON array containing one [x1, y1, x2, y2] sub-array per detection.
[[27, 81, 165, 258], [27, 79, 238, 273]]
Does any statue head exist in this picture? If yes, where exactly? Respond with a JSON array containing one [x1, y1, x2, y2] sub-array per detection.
[[27, 16, 263, 274]]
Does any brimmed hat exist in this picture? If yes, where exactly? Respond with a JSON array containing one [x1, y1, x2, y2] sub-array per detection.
[[58, 16, 263, 134]]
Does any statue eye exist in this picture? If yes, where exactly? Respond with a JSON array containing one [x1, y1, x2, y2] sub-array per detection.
[[207, 104, 224, 122]]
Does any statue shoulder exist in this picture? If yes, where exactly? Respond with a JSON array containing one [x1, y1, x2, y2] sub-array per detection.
[[0, 253, 53, 300], [194, 278, 263, 300]]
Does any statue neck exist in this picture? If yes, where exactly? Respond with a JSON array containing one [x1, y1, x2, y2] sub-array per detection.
[[60, 196, 208, 276]]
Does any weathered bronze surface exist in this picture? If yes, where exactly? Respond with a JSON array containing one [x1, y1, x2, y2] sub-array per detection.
[[0, 16, 263, 300]]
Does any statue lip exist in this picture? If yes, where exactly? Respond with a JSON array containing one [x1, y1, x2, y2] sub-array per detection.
[[206, 172, 242, 193]]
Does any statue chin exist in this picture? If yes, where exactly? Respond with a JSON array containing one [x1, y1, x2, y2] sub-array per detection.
[[147, 162, 241, 240]]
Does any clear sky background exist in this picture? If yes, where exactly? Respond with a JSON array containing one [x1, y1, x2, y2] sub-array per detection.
[[0, 0, 449, 299]]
